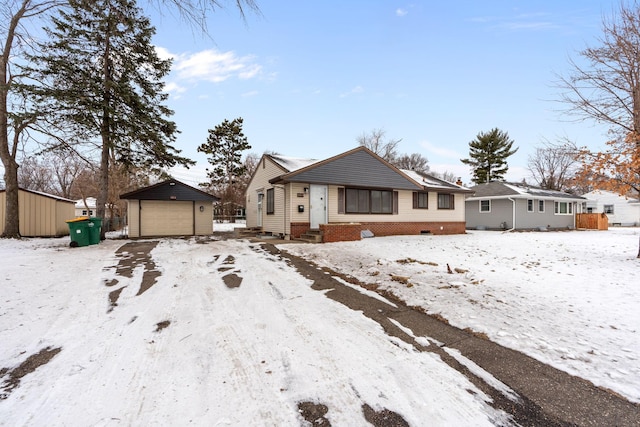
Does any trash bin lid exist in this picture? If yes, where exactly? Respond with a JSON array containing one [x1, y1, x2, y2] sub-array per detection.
[[66, 216, 90, 223]]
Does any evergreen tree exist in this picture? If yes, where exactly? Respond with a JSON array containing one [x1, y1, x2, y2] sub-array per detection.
[[461, 128, 518, 184], [198, 117, 251, 220], [26, 0, 194, 238]]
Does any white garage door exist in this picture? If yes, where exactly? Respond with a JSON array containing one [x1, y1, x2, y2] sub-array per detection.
[[140, 200, 193, 236]]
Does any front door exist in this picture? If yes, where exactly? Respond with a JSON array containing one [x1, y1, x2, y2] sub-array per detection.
[[309, 185, 327, 229], [257, 193, 263, 227]]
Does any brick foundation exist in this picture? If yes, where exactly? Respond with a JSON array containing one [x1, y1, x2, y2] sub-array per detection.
[[359, 221, 466, 236], [320, 223, 362, 243]]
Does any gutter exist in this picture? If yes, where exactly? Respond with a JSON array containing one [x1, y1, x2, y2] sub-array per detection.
[[504, 197, 516, 232]]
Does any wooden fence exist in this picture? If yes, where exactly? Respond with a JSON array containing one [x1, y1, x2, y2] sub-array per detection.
[[576, 213, 608, 230]]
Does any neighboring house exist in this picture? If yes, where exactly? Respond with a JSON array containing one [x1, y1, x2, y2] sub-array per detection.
[[581, 190, 640, 226], [74, 197, 97, 217], [244, 146, 472, 242], [120, 179, 219, 238], [465, 182, 586, 231], [0, 188, 75, 237]]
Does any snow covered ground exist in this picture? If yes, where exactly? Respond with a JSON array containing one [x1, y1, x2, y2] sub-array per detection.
[[0, 226, 638, 425], [282, 228, 640, 404]]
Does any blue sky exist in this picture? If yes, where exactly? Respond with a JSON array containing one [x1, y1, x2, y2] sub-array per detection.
[[6, 1, 620, 188], [151, 0, 620, 187]]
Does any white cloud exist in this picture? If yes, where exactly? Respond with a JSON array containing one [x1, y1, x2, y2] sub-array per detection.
[[155, 46, 175, 61], [163, 81, 187, 95], [420, 140, 461, 159], [396, 8, 408, 17], [339, 85, 364, 98], [241, 90, 259, 98], [162, 48, 262, 84]]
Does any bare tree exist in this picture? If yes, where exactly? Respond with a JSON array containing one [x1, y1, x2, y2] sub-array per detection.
[[431, 170, 459, 184], [527, 139, 579, 192], [394, 153, 430, 174], [556, 1, 640, 256], [357, 128, 401, 163]]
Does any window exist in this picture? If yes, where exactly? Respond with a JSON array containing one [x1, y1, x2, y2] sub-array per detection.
[[480, 200, 491, 212], [554, 201, 573, 215], [437, 193, 455, 210], [345, 188, 393, 214], [603, 204, 614, 214], [82, 210, 94, 216], [266, 188, 275, 214], [538, 200, 545, 213], [413, 192, 428, 209], [527, 199, 534, 212]]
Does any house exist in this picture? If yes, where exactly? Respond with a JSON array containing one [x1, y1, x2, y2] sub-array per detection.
[[0, 188, 75, 237], [465, 182, 586, 231], [120, 179, 219, 238], [74, 197, 97, 218], [581, 190, 640, 226], [244, 146, 472, 242]]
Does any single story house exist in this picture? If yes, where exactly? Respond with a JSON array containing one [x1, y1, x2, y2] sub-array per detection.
[[120, 179, 219, 238], [75, 197, 97, 217], [0, 188, 75, 237], [465, 182, 586, 231], [244, 146, 472, 242], [581, 190, 640, 226]]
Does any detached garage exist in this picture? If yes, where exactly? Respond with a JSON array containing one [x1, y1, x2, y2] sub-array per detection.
[[0, 188, 75, 237], [121, 179, 218, 238]]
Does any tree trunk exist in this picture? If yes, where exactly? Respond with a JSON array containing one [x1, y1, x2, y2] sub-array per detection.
[[637, 235, 640, 258], [1, 157, 20, 238]]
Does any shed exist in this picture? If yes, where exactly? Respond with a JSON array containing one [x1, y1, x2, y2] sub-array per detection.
[[0, 188, 76, 237], [120, 179, 219, 238]]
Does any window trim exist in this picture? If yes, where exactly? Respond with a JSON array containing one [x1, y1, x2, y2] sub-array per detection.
[[413, 191, 429, 209], [554, 201, 573, 215], [527, 199, 534, 212], [437, 193, 455, 210], [479, 199, 491, 213], [538, 200, 545, 213], [345, 187, 394, 214], [266, 188, 275, 215]]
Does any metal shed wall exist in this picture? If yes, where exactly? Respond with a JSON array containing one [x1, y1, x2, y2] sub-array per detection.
[[0, 189, 75, 237]]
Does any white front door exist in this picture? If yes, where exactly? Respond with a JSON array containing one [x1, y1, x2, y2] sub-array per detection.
[[257, 193, 263, 227], [309, 185, 327, 228]]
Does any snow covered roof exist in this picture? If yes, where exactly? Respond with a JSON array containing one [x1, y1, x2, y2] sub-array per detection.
[[269, 155, 319, 172], [75, 197, 97, 209], [399, 169, 471, 192], [467, 181, 585, 201], [0, 187, 75, 203]]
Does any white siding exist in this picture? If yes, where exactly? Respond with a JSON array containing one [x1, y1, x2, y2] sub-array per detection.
[[582, 190, 640, 226], [245, 156, 290, 233]]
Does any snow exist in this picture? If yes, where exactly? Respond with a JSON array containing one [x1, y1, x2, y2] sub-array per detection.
[[282, 228, 640, 404], [1, 227, 638, 425], [269, 155, 318, 172]]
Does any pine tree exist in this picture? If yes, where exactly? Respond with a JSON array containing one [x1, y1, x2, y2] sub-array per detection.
[[461, 128, 518, 184], [197, 117, 251, 221], [26, 0, 194, 238]]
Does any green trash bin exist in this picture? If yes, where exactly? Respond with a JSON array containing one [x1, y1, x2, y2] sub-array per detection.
[[88, 217, 102, 245], [67, 217, 91, 247]]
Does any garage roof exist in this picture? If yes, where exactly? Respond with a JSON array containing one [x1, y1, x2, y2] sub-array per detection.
[[120, 179, 219, 201]]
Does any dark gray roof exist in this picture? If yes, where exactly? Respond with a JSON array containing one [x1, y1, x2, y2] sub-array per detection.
[[467, 182, 585, 200], [120, 179, 219, 201], [270, 146, 424, 191]]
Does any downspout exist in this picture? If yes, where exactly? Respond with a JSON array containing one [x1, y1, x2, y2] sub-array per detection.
[[272, 184, 286, 238], [504, 197, 516, 232]]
